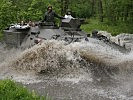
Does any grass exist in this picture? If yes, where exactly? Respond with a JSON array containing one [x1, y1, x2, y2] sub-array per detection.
[[0, 79, 48, 100], [81, 18, 133, 36]]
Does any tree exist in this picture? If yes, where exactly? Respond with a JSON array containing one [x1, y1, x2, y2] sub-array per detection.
[[98, 0, 103, 22], [0, 0, 16, 29]]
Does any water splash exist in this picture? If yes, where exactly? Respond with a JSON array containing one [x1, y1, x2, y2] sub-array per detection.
[[0, 38, 133, 99], [0, 39, 133, 78]]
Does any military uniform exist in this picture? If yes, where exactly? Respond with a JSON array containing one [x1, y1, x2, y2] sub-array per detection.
[[43, 11, 64, 23]]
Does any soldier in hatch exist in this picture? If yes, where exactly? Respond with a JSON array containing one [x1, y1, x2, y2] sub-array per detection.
[[42, 6, 64, 24], [64, 9, 74, 19], [91, 30, 109, 42]]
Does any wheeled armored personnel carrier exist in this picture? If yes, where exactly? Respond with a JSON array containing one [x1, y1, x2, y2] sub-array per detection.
[[3, 18, 88, 48]]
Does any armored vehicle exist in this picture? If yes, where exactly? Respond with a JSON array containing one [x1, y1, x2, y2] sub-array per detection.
[[3, 18, 88, 48], [3, 18, 130, 53]]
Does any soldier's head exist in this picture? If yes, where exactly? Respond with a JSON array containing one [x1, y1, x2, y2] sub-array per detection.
[[47, 6, 52, 12], [66, 9, 71, 15], [92, 30, 98, 37]]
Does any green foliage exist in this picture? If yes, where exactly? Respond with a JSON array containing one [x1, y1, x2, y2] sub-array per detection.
[[103, 0, 133, 23], [69, 0, 92, 18], [81, 18, 133, 36], [0, 0, 132, 37], [0, 0, 61, 36], [0, 79, 47, 100], [0, 0, 16, 29], [27, 0, 60, 21]]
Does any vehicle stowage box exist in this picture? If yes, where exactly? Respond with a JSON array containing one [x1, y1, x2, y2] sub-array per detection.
[[4, 30, 28, 47]]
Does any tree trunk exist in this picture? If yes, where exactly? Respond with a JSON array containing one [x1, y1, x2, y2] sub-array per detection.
[[64, 0, 69, 14], [124, 7, 128, 21], [61, 0, 64, 15], [60, 0, 69, 15], [98, 0, 103, 22], [91, 0, 95, 16]]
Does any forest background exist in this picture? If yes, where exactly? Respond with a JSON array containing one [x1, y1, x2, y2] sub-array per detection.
[[0, 0, 132, 37]]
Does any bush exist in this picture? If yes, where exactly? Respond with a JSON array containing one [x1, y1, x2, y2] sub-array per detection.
[[0, 79, 47, 100]]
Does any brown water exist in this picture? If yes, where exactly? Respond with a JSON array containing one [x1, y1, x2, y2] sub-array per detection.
[[0, 39, 133, 100]]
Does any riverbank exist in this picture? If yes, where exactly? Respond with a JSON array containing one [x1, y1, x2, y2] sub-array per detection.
[[81, 18, 133, 36], [0, 79, 47, 100]]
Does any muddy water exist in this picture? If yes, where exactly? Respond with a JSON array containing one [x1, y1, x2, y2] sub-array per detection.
[[0, 39, 133, 100]]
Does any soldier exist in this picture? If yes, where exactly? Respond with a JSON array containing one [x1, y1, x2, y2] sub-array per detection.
[[91, 30, 98, 38], [91, 30, 109, 42], [64, 9, 74, 19], [43, 6, 64, 23]]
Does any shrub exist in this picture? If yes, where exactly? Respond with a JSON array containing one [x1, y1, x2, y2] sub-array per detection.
[[0, 79, 47, 100]]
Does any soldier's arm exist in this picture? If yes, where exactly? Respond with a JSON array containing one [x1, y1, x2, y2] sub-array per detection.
[[42, 12, 47, 21], [54, 12, 64, 19]]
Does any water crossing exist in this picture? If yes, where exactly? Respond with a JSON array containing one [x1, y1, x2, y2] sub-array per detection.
[[0, 38, 133, 100]]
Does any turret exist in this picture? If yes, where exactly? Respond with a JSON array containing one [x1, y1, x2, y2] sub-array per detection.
[[61, 18, 81, 31]]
